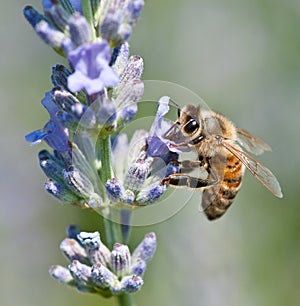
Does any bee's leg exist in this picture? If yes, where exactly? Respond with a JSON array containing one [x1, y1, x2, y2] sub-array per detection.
[[168, 159, 206, 174], [179, 160, 206, 173], [161, 173, 216, 189]]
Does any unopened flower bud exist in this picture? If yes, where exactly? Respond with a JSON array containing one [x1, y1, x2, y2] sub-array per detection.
[[88, 193, 103, 208], [51, 64, 71, 90], [38, 150, 64, 182], [136, 184, 166, 205], [106, 178, 125, 202], [123, 189, 135, 204], [91, 263, 118, 288], [60, 238, 88, 264], [131, 258, 146, 276], [49, 265, 75, 286], [100, 12, 120, 43], [124, 159, 151, 192], [78, 231, 100, 249], [132, 232, 157, 263], [110, 243, 131, 277], [35, 20, 69, 51], [63, 166, 94, 198], [52, 87, 80, 113], [44, 179, 80, 203], [69, 260, 92, 285], [121, 275, 143, 293], [23, 5, 47, 28], [115, 79, 144, 107], [43, 2, 70, 32], [127, 0, 144, 21], [69, 13, 91, 46], [120, 55, 143, 84], [115, 23, 132, 46], [78, 231, 110, 265]]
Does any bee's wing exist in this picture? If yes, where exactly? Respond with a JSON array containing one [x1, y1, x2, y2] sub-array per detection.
[[236, 127, 271, 155], [219, 138, 282, 198]]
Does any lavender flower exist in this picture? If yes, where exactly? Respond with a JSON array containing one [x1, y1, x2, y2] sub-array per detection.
[[24, 48, 147, 209], [24, 0, 144, 56], [50, 226, 156, 296], [25, 92, 70, 152], [147, 96, 182, 157], [68, 41, 120, 95], [107, 96, 181, 207], [99, 0, 145, 46]]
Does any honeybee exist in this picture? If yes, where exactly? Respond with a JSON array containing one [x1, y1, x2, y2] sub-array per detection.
[[162, 103, 282, 220]]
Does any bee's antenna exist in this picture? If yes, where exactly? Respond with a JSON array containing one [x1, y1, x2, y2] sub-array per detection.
[[169, 98, 181, 109], [169, 98, 181, 117], [163, 121, 178, 138]]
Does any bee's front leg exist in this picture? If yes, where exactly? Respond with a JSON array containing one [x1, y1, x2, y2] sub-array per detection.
[[161, 173, 217, 189]]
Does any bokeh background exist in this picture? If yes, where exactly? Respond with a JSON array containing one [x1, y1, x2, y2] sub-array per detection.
[[2, 0, 300, 305]]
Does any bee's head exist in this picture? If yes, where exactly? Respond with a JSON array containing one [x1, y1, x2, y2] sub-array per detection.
[[179, 104, 201, 137], [164, 103, 202, 145]]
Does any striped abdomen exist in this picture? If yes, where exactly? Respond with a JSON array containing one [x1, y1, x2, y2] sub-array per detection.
[[202, 152, 245, 220]]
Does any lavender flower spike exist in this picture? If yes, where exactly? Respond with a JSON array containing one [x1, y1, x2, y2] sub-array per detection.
[[50, 227, 156, 297], [67, 40, 119, 95]]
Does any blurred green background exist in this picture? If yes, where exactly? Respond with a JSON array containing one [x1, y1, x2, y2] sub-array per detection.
[[1, 0, 300, 305]]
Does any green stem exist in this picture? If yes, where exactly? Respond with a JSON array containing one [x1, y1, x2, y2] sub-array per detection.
[[97, 136, 120, 248], [97, 136, 135, 306], [98, 136, 112, 183], [102, 217, 119, 248], [117, 293, 136, 306]]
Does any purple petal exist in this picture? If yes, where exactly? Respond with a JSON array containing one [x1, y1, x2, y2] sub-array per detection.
[[146, 97, 180, 156], [67, 41, 120, 94], [149, 96, 169, 137], [147, 136, 169, 156], [43, 121, 70, 152], [99, 65, 120, 87], [25, 129, 49, 145], [41, 91, 59, 119], [26, 120, 69, 152], [67, 70, 88, 93]]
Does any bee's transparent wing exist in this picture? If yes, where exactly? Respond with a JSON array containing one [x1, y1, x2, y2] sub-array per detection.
[[236, 127, 271, 155], [220, 138, 282, 198]]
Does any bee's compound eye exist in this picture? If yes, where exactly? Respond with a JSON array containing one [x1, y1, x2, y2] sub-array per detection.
[[184, 119, 199, 134]]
